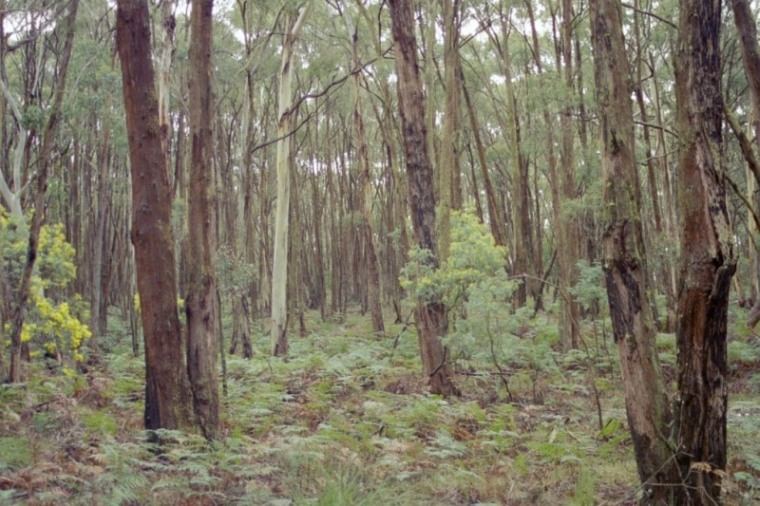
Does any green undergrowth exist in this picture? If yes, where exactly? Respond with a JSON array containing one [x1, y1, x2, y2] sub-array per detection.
[[0, 309, 759, 504]]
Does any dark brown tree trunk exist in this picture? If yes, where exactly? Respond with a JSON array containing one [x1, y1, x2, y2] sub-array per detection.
[[116, 0, 193, 430], [186, 0, 220, 440], [589, 1, 680, 501], [674, 1, 736, 503], [389, 0, 457, 397]]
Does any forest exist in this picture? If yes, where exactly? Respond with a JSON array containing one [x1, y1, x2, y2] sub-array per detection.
[[1, 0, 760, 504]]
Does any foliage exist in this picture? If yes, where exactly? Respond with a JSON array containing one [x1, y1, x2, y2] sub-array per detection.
[[0, 212, 91, 364], [400, 210, 512, 309], [569, 260, 606, 315], [215, 245, 257, 297]]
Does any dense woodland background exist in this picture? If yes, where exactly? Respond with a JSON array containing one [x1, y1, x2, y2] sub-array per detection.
[[1, 0, 760, 504]]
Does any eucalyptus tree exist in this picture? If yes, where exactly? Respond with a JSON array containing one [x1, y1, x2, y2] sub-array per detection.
[[589, 0, 679, 500], [271, 1, 310, 356], [557, 0, 581, 349], [674, 0, 735, 502], [436, 0, 462, 265], [186, 0, 219, 440], [731, 0, 760, 328], [388, 0, 457, 396], [344, 3, 384, 333], [116, 0, 194, 430]]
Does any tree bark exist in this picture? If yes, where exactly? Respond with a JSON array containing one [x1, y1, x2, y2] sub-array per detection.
[[349, 17, 384, 334], [731, 0, 760, 328], [389, 0, 458, 397], [732, 0, 760, 146], [116, 0, 193, 430], [674, 1, 736, 503], [589, 1, 680, 501], [186, 0, 220, 440], [270, 5, 309, 356], [438, 0, 462, 263], [500, 11, 532, 307], [156, 0, 176, 182], [557, 0, 581, 349]]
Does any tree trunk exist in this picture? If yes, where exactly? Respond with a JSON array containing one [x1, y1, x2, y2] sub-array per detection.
[[388, 0, 458, 397], [486, 7, 533, 307], [732, 0, 760, 146], [91, 127, 111, 345], [461, 72, 506, 248], [270, 5, 309, 356], [230, 294, 252, 358], [589, 1, 680, 501], [731, 0, 760, 328], [116, 0, 193, 430], [186, 0, 219, 440], [156, 0, 175, 182], [438, 0, 462, 263], [674, 1, 736, 503], [350, 19, 384, 334], [557, 0, 581, 350]]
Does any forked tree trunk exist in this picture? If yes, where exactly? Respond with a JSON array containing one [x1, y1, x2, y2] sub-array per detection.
[[388, 0, 457, 397], [186, 0, 219, 440], [116, 0, 193, 430], [674, 1, 736, 503], [589, 1, 680, 502]]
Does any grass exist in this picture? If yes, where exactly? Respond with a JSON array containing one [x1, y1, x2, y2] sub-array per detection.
[[0, 307, 758, 504]]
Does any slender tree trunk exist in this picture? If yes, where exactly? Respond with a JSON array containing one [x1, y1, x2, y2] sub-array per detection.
[[116, 0, 193, 430], [350, 19, 384, 333], [91, 129, 110, 344], [271, 5, 309, 356], [186, 0, 219, 440], [731, 0, 760, 328], [589, 1, 680, 501], [557, 0, 581, 350], [156, 0, 175, 182], [461, 71, 506, 248], [732, 0, 760, 146], [496, 11, 532, 307], [438, 0, 461, 262], [674, 1, 736, 503], [389, 0, 458, 397]]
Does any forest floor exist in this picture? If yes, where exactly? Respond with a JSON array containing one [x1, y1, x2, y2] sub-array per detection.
[[1, 307, 759, 505]]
